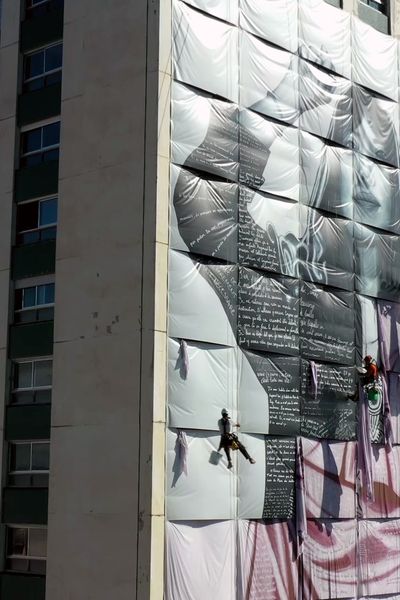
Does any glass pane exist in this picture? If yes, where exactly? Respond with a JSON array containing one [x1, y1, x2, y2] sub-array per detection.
[[35, 389, 52, 404], [42, 122, 60, 148], [39, 198, 57, 226], [32, 443, 50, 470], [14, 361, 33, 389], [16, 309, 36, 324], [40, 226, 57, 241], [24, 51, 44, 80], [46, 71, 62, 86], [29, 529, 47, 558], [43, 148, 59, 163], [22, 286, 37, 308], [38, 307, 54, 321], [8, 528, 28, 556], [11, 390, 36, 405], [23, 153, 43, 167], [45, 44, 62, 71], [21, 128, 41, 154], [34, 360, 52, 387], [17, 201, 39, 232], [44, 283, 55, 304], [19, 230, 41, 245], [24, 78, 45, 92], [10, 444, 31, 471]]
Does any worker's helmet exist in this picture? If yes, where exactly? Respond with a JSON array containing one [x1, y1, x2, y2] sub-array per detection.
[[221, 408, 229, 416]]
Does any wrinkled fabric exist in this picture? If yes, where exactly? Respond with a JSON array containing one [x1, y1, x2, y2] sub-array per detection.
[[177, 430, 189, 475], [295, 437, 307, 557], [358, 384, 374, 502]]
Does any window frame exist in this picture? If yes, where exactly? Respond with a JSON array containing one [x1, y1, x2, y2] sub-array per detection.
[[16, 195, 58, 245], [23, 42, 62, 92], [6, 525, 47, 574], [8, 440, 50, 477], [12, 357, 53, 394], [360, 0, 388, 15], [20, 119, 61, 168], [15, 283, 55, 313]]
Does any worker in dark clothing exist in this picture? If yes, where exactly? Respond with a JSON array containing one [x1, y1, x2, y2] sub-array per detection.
[[218, 409, 256, 469]]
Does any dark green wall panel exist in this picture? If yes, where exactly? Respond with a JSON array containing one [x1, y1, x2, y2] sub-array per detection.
[[2, 488, 48, 525], [12, 240, 56, 280], [15, 161, 59, 203], [18, 83, 61, 127], [0, 573, 45, 600], [20, 8, 64, 52], [5, 405, 51, 441], [9, 322, 54, 359]]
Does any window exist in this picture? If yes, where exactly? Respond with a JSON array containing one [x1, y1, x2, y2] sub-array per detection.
[[11, 358, 52, 405], [8, 441, 50, 487], [23, 43, 62, 92], [14, 282, 55, 324], [6, 526, 47, 574], [25, 0, 64, 19], [20, 121, 60, 168], [361, 0, 387, 13], [16, 197, 57, 245]]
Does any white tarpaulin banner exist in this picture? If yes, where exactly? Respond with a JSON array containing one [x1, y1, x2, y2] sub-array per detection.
[[299, 0, 351, 78], [168, 249, 237, 346], [239, 108, 300, 200], [352, 16, 398, 101], [240, 31, 299, 125], [173, 0, 238, 102], [355, 293, 379, 363], [182, 0, 238, 24], [171, 82, 239, 182], [300, 131, 353, 219], [168, 337, 237, 430], [239, 0, 298, 53]]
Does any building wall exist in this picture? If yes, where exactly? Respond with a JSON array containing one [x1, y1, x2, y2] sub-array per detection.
[[45, 1, 166, 599]]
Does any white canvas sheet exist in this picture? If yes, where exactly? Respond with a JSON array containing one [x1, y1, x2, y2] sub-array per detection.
[[171, 82, 239, 182], [170, 164, 238, 262], [182, 0, 238, 24], [166, 520, 236, 600], [240, 31, 299, 125], [352, 16, 398, 101], [355, 294, 379, 364], [299, 0, 351, 78], [166, 428, 237, 520], [299, 60, 352, 148], [300, 131, 353, 219], [173, 0, 238, 102], [239, 109, 300, 201], [168, 337, 237, 430], [238, 433, 266, 518], [168, 250, 237, 346], [239, 0, 298, 53]]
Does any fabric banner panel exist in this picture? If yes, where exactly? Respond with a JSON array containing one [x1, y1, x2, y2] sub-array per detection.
[[238, 188, 299, 277], [355, 294, 379, 364], [240, 31, 299, 125], [171, 82, 239, 182], [299, 281, 354, 365], [299, 206, 354, 291], [168, 250, 237, 346], [238, 350, 300, 435], [170, 164, 238, 262], [239, 0, 298, 53], [298, 0, 351, 78], [166, 520, 236, 600], [166, 428, 236, 520], [300, 360, 356, 441], [168, 338, 237, 430], [389, 372, 400, 445], [359, 520, 400, 597], [302, 438, 356, 519], [173, 1, 238, 102], [353, 85, 400, 168], [299, 60, 352, 148], [354, 153, 400, 235], [352, 17, 398, 101], [238, 267, 299, 355], [377, 299, 400, 373], [360, 445, 400, 518], [300, 131, 353, 220], [355, 223, 400, 302], [239, 108, 300, 201], [182, 0, 238, 24], [302, 519, 357, 599], [238, 435, 296, 519], [238, 519, 299, 600]]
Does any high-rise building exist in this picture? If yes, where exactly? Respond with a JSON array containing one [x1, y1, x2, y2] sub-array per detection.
[[1, 1, 400, 599]]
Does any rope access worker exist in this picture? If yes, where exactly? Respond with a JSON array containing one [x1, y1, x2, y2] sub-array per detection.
[[218, 408, 256, 469]]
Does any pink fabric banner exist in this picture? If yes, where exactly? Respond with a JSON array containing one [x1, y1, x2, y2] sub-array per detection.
[[360, 445, 400, 518], [302, 439, 356, 519], [238, 519, 299, 600], [302, 519, 357, 600], [359, 519, 400, 597]]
